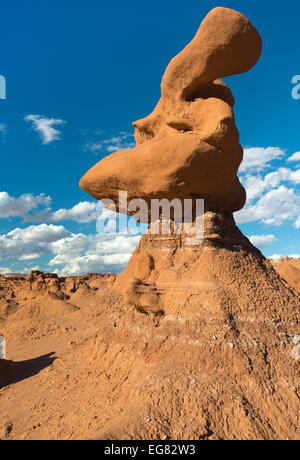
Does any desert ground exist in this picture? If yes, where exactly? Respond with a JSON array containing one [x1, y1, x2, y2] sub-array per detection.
[[0, 7, 299, 441], [0, 255, 299, 440]]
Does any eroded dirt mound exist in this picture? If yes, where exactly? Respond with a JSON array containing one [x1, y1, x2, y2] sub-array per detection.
[[0, 247, 299, 440], [272, 259, 300, 294], [0, 271, 116, 340]]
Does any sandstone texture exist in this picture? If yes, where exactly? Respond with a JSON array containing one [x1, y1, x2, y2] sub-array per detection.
[[76, 7, 300, 441], [272, 258, 300, 294], [0, 7, 299, 441], [80, 7, 262, 215], [0, 264, 299, 440]]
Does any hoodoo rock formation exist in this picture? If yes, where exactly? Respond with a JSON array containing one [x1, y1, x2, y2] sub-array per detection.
[[79, 7, 300, 440], [1, 8, 298, 441], [80, 8, 263, 215]]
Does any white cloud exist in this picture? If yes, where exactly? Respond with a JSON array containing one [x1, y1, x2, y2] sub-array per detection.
[[0, 191, 51, 218], [0, 267, 12, 275], [25, 114, 66, 144], [23, 265, 40, 274], [0, 191, 117, 226], [48, 231, 141, 276], [19, 253, 41, 261], [242, 168, 300, 203], [0, 191, 100, 225], [237, 148, 300, 229], [0, 222, 141, 276], [269, 254, 300, 260], [289, 169, 300, 183], [27, 201, 99, 224], [48, 201, 98, 223], [83, 132, 135, 155], [295, 215, 300, 229], [83, 141, 103, 154], [287, 151, 300, 163], [104, 133, 135, 153], [8, 224, 70, 244], [241, 174, 268, 202], [236, 185, 300, 226], [0, 123, 7, 138], [268, 254, 282, 260], [48, 250, 133, 276], [240, 147, 285, 173], [0, 224, 70, 259], [248, 234, 277, 249]]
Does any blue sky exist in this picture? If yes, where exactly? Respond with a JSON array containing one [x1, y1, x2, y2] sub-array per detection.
[[0, 0, 299, 275]]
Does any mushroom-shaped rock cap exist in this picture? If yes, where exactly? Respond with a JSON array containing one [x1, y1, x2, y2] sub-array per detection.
[[161, 7, 262, 101], [80, 7, 262, 217]]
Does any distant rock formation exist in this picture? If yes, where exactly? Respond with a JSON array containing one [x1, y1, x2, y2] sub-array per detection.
[[0, 270, 116, 322], [272, 258, 300, 293]]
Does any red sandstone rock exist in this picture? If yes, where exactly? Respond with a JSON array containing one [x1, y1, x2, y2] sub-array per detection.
[[80, 7, 262, 214], [0, 8, 299, 441]]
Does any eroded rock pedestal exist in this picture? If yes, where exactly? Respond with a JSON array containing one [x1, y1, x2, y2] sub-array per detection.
[[92, 212, 299, 439], [76, 7, 300, 440], [80, 7, 263, 213], [115, 212, 299, 323]]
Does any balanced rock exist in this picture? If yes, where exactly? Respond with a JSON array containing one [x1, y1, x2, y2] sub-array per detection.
[[78, 8, 300, 440], [80, 7, 262, 215]]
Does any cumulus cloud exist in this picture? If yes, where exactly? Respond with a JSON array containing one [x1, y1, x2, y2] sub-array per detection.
[[248, 234, 277, 249], [236, 186, 300, 226], [49, 201, 98, 223], [0, 224, 70, 259], [27, 201, 99, 224], [269, 254, 300, 260], [0, 191, 101, 225], [236, 148, 300, 228], [241, 168, 300, 203], [49, 234, 139, 276], [25, 114, 66, 144], [0, 267, 12, 275], [287, 151, 300, 163], [48, 229, 141, 276], [0, 222, 141, 276], [0, 192, 51, 219], [23, 265, 40, 274], [240, 147, 285, 173]]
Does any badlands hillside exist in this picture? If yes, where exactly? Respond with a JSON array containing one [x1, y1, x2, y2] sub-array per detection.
[[272, 259, 300, 294], [0, 7, 299, 441], [0, 254, 299, 440]]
